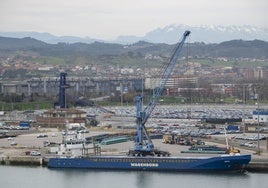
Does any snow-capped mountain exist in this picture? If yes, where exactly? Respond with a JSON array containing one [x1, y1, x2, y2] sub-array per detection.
[[116, 25, 268, 44], [0, 25, 267, 44]]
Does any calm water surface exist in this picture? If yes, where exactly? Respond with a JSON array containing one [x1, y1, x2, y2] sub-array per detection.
[[0, 166, 267, 188]]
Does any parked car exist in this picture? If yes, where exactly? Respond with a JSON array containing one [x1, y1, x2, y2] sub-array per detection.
[[78, 129, 89, 134], [244, 142, 256, 148], [30, 151, 41, 156], [7, 137, 14, 141], [10, 141, 17, 146], [37, 134, 48, 138]]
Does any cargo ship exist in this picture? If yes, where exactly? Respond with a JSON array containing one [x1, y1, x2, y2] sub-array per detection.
[[47, 132, 250, 172], [47, 131, 250, 172], [47, 153, 251, 172]]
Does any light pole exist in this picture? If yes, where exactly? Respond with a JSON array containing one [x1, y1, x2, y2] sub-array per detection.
[[257, 106, 260, 155], [256, 93, 260, 155], [120, 82, 123, 106]]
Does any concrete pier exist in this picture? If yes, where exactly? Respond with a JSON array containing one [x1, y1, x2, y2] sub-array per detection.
[[246, 162, 268, 172], [245, 158, 268, 172], [1, 156, 44, 166]]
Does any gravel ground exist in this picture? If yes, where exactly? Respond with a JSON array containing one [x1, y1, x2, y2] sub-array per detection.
[[0, 129, 262, 159]]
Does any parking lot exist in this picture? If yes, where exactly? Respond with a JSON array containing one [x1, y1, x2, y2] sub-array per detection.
[[1, 104, 268, 159]]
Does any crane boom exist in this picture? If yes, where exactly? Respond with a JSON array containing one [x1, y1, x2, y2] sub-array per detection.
[[131, 31, 191, 156], [142, 30, 190, 125]]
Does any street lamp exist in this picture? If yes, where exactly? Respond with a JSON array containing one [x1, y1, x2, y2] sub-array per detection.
[[120, 82, 123, 106], [256, 93, 260, 155], [257, 107, 260, 155]]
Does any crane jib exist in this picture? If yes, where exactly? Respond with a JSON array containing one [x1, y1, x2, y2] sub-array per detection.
[[134, 31, 191, 155], [142, 30, 191, 125]]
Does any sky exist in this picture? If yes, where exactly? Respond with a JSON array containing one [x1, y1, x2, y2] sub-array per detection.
[[0, 0, 267, 40]]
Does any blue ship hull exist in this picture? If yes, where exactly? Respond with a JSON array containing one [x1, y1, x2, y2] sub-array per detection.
[[47, 154, 251, 172]]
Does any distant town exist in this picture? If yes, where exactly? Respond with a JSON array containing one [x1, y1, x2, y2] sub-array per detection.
[[0, 36, 268, 108]]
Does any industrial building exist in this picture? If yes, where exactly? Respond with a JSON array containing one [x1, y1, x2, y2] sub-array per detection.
[[36, 108, 87, 128]]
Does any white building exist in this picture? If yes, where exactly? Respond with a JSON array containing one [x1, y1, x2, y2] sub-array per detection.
[[252, 109, 268, 123]]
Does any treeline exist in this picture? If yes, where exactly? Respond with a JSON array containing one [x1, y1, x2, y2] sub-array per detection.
[[0, 36, 268, 59]]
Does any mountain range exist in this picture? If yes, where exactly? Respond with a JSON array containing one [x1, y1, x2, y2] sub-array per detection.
[[0, 36, 267, 59], [0, 25, 268, 44]]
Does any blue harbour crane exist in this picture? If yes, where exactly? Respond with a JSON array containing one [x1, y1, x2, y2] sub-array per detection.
[[129, 31, 191, 156], [54, 72, 70, 109]]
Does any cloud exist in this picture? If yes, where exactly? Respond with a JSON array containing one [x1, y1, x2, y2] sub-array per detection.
[[0, 0, 267, 39]]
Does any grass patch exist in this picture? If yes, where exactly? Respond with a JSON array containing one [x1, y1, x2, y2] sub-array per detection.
[[0, 101, 53, 111]]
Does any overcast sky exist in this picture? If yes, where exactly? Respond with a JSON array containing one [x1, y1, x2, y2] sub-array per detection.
[[0, 0, 267, 40]]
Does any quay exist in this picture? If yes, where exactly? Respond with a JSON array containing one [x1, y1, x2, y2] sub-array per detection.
[[245, 158, 268, 172], [0, 156, 45, 166], [1, 155, 268, 172]]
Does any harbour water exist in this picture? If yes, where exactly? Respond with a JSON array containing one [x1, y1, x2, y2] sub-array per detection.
[[0, 166, 267, 188]]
